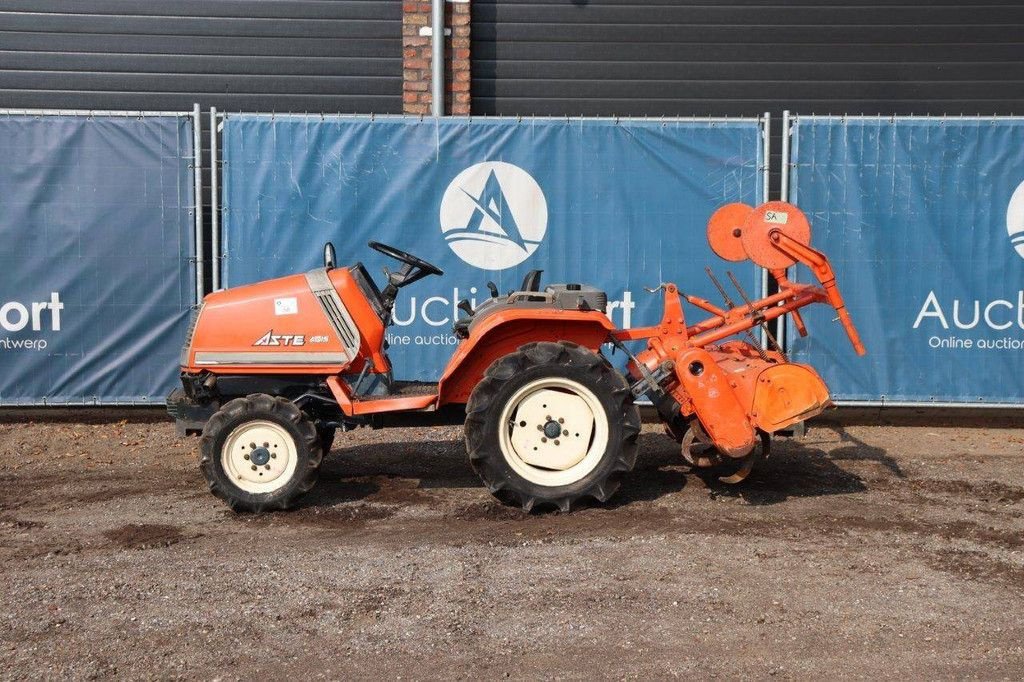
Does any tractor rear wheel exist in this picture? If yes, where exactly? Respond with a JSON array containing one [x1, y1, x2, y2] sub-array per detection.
[[465, 341, 640, 512], [199, 394, 322, 512]]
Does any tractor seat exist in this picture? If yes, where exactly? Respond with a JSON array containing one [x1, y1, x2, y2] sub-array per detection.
[[520, 269, 542, 293]]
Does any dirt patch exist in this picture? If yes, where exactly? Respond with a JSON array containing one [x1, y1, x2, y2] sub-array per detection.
[[453, 500, 527, 521], [11, 539, 85, 560], [907, 478, 1024, 504], [362, 475, 436, 506], [0, 473, 200, 511], [262, 502, 397, 528], [103, 523, 185, 550], [0, 514, 45, 530], [927, 548, 1024, 587], [802, 512, 1024, 552]]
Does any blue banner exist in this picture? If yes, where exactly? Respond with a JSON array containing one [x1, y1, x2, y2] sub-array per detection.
[[0, 114, 196, 404], [222, 115, 764, 381], [788, 117, 1024, 404]]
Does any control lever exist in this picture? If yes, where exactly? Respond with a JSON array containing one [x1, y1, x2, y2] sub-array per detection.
[[457, 299, 474, 317], [486, 281, 499, 298], [767, 230, 866, 356]]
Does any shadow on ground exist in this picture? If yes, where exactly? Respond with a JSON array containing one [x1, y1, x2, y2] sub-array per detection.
[[299, 426, 894, 511], [0, 407, 170, 425], [700, 424, 901, 505]]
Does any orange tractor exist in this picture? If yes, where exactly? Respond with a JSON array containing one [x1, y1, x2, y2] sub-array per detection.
[[169, 201, 864, 512]]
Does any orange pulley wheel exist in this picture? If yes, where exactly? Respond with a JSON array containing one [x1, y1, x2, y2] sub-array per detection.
[[741, 201, 812, 269], [706, 202, 753, 262]]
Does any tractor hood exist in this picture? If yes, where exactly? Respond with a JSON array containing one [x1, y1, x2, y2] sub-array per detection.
[[181, 269, 367, 374]]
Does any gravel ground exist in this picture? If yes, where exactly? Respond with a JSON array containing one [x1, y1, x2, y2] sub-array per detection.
[[1, 408, 1023, 680]]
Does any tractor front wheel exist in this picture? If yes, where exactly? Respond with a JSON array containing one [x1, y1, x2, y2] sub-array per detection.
[[199, 394, 323, 512], [465, 341, 641, 512]]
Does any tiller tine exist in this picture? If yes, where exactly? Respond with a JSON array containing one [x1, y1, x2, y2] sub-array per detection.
[[718, 451, 759, 485], [681, 422, 769, 485], [718, 432, 770, 485]]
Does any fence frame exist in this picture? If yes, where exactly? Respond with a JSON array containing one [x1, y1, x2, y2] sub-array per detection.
[[781, 112, 1024, 409], [0, 106, 201, 406]]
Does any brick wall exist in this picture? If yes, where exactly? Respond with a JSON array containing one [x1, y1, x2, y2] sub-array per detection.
[[402, 1, 470, 115]]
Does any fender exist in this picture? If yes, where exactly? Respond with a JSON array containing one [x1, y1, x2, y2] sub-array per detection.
[[437, 308, 615, 405]]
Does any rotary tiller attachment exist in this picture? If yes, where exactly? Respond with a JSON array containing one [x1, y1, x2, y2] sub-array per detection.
[[644, 200, 868, 483]]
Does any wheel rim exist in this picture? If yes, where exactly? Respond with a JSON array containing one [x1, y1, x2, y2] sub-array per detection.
[[497, 377, 610, 487], [221, 420, 299, 494]]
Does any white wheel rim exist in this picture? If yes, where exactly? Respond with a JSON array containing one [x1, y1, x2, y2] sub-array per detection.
[[221, 420, 299, 494], [497, 377, 610, 487]]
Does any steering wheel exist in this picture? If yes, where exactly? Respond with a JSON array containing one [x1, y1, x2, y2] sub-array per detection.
[[368, 241, 444, 276]]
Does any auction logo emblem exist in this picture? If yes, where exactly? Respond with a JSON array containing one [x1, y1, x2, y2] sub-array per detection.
[[1007, 179, 1024, 260], [439, 161, 547, 270]]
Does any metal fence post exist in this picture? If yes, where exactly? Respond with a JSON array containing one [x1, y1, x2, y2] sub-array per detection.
[[759, 112, 771, 344], [762, 111, 771, 205], [780, 110, 791, 202], [431, 0, 444, 116], [191, 103, 204, 302], [210, 107, 220, 291]]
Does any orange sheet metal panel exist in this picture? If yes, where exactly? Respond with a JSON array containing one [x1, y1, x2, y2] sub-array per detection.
[[185, 273, 349, 373], [673, 346, 757, 457], [751, 363, 831, 432], [184, 268, 386, 375], [437, 308, 615, 404]]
